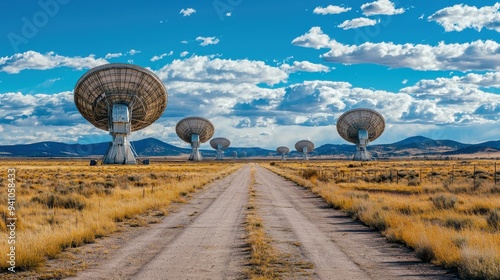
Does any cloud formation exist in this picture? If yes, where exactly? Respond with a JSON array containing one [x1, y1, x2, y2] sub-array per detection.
[[196, 36, 220, 46], [180, 8, 196, 17], [155, 55, 287, 86], [2, 68, 500, 146], [428, 3, 500, 32], [280, 61, 330, 73], [291, 27, 331, 49], [105, 53, 123, 59], [292, 27, 500, 71], [361, 0, 405, 16], [337, 17, 378, 30], [128, 49, 141, 56], [150, 52, 173, 62], [313, 5, 351, 15], [0, 51, 108, 74]]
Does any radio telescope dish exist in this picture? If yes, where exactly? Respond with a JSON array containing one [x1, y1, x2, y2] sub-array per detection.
[[295, 140, 314, 160], [232, 151, 238, 159], [336, 108, 385, 161], [241, 151, 247, 158], [176, 116, 214, 161], [74, 63, 167, 164], [276, 146, 289, 161], [210, 137, 230, 160]]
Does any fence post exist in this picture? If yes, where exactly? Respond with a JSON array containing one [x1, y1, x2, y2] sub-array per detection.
[[420, 169, 422, 185], [473, 164, 476, 189], [431, 168, 434, 184], [451, 165, 454, 186], [495, 162, 497, 186]]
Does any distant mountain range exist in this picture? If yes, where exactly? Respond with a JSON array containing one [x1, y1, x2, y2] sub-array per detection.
[[0, 136, 499, 159]]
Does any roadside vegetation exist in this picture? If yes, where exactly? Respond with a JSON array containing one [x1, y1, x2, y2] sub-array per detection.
[[0, 159, 240, 274], [264, 160, 500, 280], [245, 165, 283, 279]]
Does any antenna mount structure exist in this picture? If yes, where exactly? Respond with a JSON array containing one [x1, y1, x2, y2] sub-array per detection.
[[276, 146, 290, 161], [74, 63, 167, 164], [175, 116, 215, 161], [295, 140, 314, 160], [336, 108, 385, 161], [210, 137, 230, 160]]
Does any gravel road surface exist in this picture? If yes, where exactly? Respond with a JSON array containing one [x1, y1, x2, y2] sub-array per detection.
[[69, 163, 458, 280]]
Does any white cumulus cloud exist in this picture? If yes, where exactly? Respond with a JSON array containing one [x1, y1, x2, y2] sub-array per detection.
[[104, 52, 123, 59], [313, 5, 351, 15], [428, 3, 500, 32], [291, 27, 332, 49], [0, 51, 108, 74], [292, 27, 500, 71], [150, 53, 168, 62], [155, 55, 288, 86], [361, 0, 405, 16], [196, 36, 220, 46], [338, 17, 378, 30], [180, 8, 196, 17], [280, 61, 330, 73], [128, 49, 141, 56]]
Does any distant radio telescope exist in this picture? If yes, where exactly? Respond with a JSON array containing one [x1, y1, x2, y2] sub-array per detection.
[[176, 116, 214, 161], [241, 151, 247, 158], [210, 137, 230, 160], [74, 63, 167, 164], [276, 146, 289, 161], [295, 140, 314, 160], [232, 151, 238, 159], [336, 108, 385, 161]]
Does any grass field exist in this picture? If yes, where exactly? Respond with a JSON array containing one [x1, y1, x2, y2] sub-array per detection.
[[0, 159, 240, 273], [264, 160, 500, 280]]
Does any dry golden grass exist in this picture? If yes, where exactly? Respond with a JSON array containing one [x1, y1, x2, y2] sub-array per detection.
[[0, 159, 241, 272], [264, 160, 500, 280], [245, 166, 282, 280]]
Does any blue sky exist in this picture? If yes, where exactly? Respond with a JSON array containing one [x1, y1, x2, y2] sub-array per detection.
[[1, 0, 500, 149]]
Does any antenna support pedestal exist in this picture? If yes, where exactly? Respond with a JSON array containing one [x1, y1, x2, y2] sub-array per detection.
[[189, 134, 202, 161], [353, 129, 371, 161], [104, 104, 136, 164], [354, 145, 371, 161], [215, 144, 224, 160], [302, 147, 309, 160]]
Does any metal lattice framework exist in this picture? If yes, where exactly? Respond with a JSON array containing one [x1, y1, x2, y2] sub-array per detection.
[[276, 146, 290, 154], [210, 137, 231, 150], [175, 117, 215, 144], [336, 108, 385, 144], [295, 140, 314, 153], [74, 63, 167, 132]]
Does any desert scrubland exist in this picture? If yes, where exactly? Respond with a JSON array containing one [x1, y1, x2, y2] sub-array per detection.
[[0, 160, 240, 275], [264, 160, 500, 279], [1, 159, 498, 279]]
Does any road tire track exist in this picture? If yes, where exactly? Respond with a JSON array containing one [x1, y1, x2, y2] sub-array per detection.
[[69, 165, 249, 280], [253, 164, 459, 280]]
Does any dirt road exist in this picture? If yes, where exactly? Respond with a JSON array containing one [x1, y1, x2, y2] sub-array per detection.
[[69, 163, 458, 279], [253, 164, 458, 279], [70, 165, 250, 280]]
